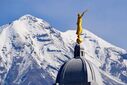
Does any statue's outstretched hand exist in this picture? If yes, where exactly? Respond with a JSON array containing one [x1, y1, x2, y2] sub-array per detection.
[[81, 9, 88, 17]]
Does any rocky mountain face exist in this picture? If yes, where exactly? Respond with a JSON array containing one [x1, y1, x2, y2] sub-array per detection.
[[0, 15, 127, 85]]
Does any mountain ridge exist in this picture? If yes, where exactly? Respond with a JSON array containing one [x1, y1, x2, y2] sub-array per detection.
[[0, 14, 127, 85]]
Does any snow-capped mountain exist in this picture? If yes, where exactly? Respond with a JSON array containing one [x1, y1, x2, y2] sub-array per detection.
[[0, 14, 127, 85]]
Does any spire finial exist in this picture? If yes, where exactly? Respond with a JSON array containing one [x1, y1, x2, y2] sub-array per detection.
[[76, 10, 87, 44]]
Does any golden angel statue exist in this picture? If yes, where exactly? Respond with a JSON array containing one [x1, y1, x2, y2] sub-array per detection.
[[76, 10, 87, 44]]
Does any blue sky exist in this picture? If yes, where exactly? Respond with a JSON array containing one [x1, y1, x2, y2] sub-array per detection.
[[0, 0, 127, 49]]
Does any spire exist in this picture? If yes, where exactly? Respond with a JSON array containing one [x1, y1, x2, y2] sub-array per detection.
[[74, 10, 87, 58]]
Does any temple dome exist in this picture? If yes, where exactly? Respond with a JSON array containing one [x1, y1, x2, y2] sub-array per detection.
[[55, 44, 103, 85]]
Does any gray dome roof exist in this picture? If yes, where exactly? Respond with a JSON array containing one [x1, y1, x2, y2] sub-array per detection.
[[55, 57, 97, 85], [55, 44, 102, 85]]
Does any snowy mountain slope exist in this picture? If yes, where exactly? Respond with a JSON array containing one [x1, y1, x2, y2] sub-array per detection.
[[0, 14, 127, 85]]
